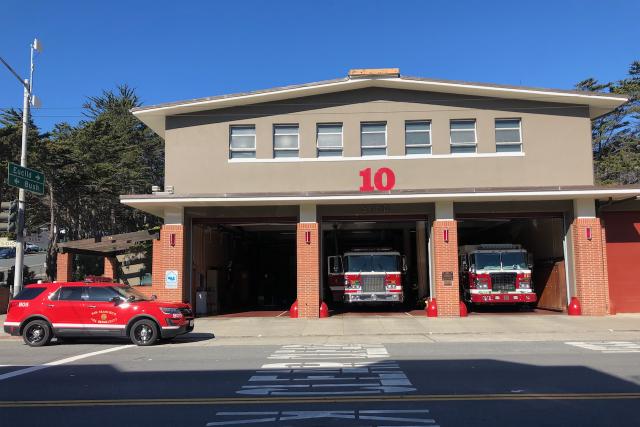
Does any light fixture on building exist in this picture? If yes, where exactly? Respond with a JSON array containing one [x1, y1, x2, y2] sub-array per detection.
[[586, 227, 592, 241], [443, 228, 449, 243], [305, 231, 311, 245]]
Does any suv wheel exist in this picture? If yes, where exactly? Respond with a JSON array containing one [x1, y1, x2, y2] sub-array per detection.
[[129, 319, 159, 346], [23, 320, 53, 347]]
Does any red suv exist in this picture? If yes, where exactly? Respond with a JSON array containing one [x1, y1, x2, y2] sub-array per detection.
[[3, 282, 194, 347]]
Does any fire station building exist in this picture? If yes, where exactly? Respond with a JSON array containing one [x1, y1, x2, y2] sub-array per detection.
[[117, 68, 640, 317]]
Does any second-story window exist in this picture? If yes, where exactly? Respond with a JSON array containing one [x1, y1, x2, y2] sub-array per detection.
[[495, 119, 522, 152], [273, 124, 299, 158], [405, 121, 431, 155], [229, 125, 256, 159], [361, 122, 387, 156], [317, 123, 343, 157], [450, 119, 477, 154]]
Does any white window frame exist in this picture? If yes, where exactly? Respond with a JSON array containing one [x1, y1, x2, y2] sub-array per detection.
[[316, 123, 343, 157], [273, 124, 300, 158], [405, 120, 432, 155], [450, 119, 477, 154], [229, 125, 256, 159], [495, 118, 522, 152], [360, 122, 387, 157]]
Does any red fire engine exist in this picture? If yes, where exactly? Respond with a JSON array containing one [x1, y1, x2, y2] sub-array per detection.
[[328, 249, 407, 304]]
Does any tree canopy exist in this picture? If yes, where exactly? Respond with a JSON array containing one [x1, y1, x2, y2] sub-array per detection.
[[576, 61, 640, 184], [0, 85, 163, 278]]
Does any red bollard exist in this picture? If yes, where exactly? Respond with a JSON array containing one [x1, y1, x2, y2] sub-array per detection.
[[319, 301, 329, 318], [426, 299, 438, 317], [568, 297, 582, 316], [289, 300, 299, 318], [459, 301, 468, 317]]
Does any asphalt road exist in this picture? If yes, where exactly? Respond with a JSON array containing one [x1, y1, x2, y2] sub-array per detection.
[[0, 335, 639, 427], [0, 252, 46, 270]]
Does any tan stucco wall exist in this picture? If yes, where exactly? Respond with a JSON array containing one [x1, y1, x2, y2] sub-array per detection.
[[163, 88, 593, 195]]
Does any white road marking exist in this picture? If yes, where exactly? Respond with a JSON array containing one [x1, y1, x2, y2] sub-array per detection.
[[566, 341, 640, 353], [206, 409, 438, 426], [269, 344, 390, 360], [0, 345, 134, 381], [237, 345, 415, 397]]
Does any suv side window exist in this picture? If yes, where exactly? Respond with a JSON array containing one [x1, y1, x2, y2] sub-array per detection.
[[58, 287, 85, 301], [86, 286, 119, 302]]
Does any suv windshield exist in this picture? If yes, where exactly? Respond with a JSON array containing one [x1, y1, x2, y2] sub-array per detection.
[[112, 285, 151, 302], [473, 251, 528, 270], [345, 255, 399, 272]]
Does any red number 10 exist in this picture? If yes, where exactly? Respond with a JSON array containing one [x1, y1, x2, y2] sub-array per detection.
[[359, 167, 396, 192]]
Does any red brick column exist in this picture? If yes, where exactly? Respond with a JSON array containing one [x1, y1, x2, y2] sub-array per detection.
[[296, 222, 319, 318], [103, 257, 118, 281], [56, 252, 74, 282], [571, 218, 610, 315], [432, 220, 460, 317], [149, 225, 185, 303]]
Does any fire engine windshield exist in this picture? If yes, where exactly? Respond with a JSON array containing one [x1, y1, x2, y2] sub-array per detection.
[[473, 252, 528, 270], [474, 253, 502, 270], [345, 255, 400, 272], [501, 252, 528, 269]]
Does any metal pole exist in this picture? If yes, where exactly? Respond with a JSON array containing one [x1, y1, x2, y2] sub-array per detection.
[[13, 79, 30, 296]]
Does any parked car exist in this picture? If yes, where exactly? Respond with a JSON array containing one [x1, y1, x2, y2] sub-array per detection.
[[0, 247, 16, 259], [3, 281, 194, 347], [25, 243, 42, 254]]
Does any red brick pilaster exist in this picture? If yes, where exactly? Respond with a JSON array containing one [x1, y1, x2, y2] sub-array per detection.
[[432, 220, 460, 317], [571, 218, 609, 315], [296, 222, 319, 318], [103, 257, 118, 281], [56, 252, 74, 282], [149, 225, 185, 303]]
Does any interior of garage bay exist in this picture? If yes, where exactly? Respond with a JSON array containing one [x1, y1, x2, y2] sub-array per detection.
[[456, 212, 568, 313]]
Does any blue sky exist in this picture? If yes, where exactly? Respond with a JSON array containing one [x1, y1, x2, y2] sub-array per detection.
[[1, 0, 638, 132]]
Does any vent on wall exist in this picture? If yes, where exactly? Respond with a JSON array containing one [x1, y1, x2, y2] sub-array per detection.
[[348, 68, 400, 79]]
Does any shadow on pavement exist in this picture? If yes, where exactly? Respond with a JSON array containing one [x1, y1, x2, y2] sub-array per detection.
[[0, 356, 639, 426]]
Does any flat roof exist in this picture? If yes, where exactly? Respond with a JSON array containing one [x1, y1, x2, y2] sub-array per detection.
[[132, 73, 628, 138], [120, 185, 640, 218]]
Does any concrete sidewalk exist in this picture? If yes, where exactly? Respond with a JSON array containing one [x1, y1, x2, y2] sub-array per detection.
[[191, 313, 640, 345], [3, 313, 640, 345]]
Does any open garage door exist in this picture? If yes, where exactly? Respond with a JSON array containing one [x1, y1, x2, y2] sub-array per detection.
[[191, 220, 297, 316], [602, 212, 640, 313], [321, 215, 429, 314], [457, 213, 567, 313]]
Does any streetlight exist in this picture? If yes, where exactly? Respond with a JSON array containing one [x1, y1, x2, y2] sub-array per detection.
[[0, 38, 43, 296]]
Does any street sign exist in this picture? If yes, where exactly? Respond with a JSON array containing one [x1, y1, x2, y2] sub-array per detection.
[[7, 163, 45, 195]]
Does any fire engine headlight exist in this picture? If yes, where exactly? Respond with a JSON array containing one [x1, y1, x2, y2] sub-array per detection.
[[475, 279, 489, 290], [344, 278, 349, 286], [160, 307, 183, 318], [519, 281, 531, 289]]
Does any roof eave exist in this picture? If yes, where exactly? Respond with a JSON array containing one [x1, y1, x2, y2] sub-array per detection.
[[121, 188, 640, 218], [131, 76, 628, 139]]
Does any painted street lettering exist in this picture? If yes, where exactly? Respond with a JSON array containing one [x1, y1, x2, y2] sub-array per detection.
[[237, 344, 415, 397], [206, 409, 439, 426]]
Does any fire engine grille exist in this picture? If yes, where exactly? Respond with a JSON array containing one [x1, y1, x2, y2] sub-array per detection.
[[490, 272, 517, 292], [361, 275, 386, 293]]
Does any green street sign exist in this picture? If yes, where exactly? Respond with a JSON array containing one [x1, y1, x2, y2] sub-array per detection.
[[7, 163, 45, 195]]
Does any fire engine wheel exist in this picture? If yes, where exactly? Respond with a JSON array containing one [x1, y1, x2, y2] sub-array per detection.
[[23, 320, 53, 347], [129, 319, 159, 346]]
